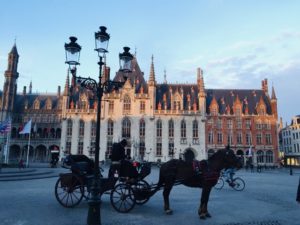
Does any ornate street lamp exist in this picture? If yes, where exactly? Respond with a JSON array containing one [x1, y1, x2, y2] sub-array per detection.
[[64, 26, 133, 225]]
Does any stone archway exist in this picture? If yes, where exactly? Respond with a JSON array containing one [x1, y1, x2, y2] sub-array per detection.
[[35, 145, 48, 162], [9, 145, 21, 162]]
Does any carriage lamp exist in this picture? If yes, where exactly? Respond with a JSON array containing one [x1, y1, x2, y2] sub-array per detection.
[[64, 26, 133, 225]]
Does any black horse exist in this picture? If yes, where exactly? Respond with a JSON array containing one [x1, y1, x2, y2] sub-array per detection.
[[151, 146, 243, 219]]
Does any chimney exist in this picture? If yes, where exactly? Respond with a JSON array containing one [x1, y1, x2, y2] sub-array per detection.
[[57, 86, 61, 96], [23, 86, 26, 95]]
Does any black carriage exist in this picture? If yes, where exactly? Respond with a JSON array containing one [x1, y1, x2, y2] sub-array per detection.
[[54, 155, 151, 213]]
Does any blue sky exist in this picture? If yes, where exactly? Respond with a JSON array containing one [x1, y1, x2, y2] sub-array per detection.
[[0, 0, 300, 124]]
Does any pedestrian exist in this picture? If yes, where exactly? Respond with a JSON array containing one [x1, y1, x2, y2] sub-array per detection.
[[297, 177, 300, 203], [18, 159, 25, 169]]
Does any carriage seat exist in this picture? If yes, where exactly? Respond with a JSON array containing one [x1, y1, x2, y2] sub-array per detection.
[[64, 155, 94, 175]]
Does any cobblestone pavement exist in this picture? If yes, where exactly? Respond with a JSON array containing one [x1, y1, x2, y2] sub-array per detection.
[[0, 166, 299, 225]]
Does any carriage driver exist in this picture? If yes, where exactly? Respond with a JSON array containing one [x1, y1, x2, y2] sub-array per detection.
[[109, 139, 138, 181]]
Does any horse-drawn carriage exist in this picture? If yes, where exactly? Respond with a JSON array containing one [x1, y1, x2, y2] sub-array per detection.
[[54, 155, 151, 213]]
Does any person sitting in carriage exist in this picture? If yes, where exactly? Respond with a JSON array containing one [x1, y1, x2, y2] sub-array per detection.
[[109, 139, 138, 182]]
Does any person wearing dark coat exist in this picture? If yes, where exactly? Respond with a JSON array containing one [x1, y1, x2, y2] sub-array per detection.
[[109, 139, 138, 180], [297, 177, 300, 203]]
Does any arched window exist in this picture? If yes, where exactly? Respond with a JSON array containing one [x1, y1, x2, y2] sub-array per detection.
[[168, 119, 174, 138], [181, 120, 186, 138], [156, 119, 162, 138], [266, 150, 273, 163], [107, 119, 114, 136], [139, 119, 145, 137], [79, 120, 85, 137], [193, 120, 198, 138], [123, 95, 131, 114], [257, 150, 264, 163], [122, 117, 131, 138], [67, 120, 72, 136], [91, 120, 96, 137]]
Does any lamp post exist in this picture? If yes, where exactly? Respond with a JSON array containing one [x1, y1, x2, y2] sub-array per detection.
[[64, 26, 133, 225]]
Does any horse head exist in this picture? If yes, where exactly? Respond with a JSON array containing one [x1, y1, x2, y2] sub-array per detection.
[[220, 146, 243, 170]]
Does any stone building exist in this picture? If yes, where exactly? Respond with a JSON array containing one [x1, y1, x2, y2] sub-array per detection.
[[0, 44, 279, 166]]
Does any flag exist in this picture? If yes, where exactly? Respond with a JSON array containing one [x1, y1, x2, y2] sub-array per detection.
[[248, 146, 252, 157], [33, 123, 37, 133], [0, 118, 12, 134], [19, 120, 32, 134]]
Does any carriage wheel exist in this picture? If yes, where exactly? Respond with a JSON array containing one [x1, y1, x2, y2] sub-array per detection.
[[55, 174, 85, 208], [110, 183, 136, 213], [231, 177, 245, 191], [133, 180, 151, 205], [214, 177, 224, 190]]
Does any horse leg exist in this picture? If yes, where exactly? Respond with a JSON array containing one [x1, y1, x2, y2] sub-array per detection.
[[163, 179, 174, 215], [198, 187, 212, 219]]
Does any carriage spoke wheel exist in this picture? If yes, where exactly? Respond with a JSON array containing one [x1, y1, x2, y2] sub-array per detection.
[[214, 177, 224, 190], [231, 177, 245, 191], [133, 180, 151, 205], [55, 174, 84, 208], [110, 183, 136, 213]]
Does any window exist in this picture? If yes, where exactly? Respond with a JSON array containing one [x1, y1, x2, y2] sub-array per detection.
[[107, 119, 114, 136], [235, 107, 241, 116], [236, 118, 242, 129], [266, 150, 273, 163], [236, 132, 242, 144], [140, 101, 145, 114], [208, 131, 214, 144], [227, 132, 233, 145], [168, 142, 175, 157], [108, 101, 114, 114], [193, 120, 198, 138], [265, 133, 272, 145], [256, 120, 262, 130], [139, 119, 145, 137], [123, 95, 131, 114], [106, 138, 113, 159], [156, 119, 162, 138], [227, 119, 233, 129], [122, 117, 131, 138], [246, 132, 252, 145], [156, 142, 162, 156], [256, 133, 262, 145], [211, 107, 217, 116], [181, 120, 186, 138], [78, 141, 83, 154], [67, 120, 72, 136], [91, 121, 96, 137], [139, 141, 145, 158], [168, 119, 174, 138], [246, 120, 251, 129], [65, 141, 71, 154], [79, 120, 84, 137], [217, 132, 223, 144], [257, 150, 264, 163], [217, 119, 222, 129]]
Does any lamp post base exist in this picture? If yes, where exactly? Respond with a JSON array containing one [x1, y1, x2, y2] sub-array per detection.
[[87, 178, 102, 225]]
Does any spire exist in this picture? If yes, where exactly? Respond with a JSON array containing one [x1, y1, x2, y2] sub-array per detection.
[[148, 55, 156, 86], [10, 43, 19, 56], [63, 69, 70, 96], [29, 81, 32, 94], [163, 68, 167, 84], [197, 68, 205, 96], [271, 85, 277, 100]]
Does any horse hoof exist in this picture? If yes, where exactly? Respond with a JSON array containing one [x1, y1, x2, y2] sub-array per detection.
[[165, 209, 173, 215], [205, 212, 212, 218], [199, 214, 206, 220]]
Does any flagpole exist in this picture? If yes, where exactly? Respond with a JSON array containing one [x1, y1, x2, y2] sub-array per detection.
[[4, 132, 9, 164], [26, 130, 31, 168]]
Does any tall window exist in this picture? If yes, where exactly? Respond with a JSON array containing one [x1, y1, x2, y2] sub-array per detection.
[[79, 120, 84, 137], [168, 119, 174, 138], [122, 117, 131, 138], [246, 120, 251, 129], [91, 121, 96, 137], [257, 150, 264, 163], [156, 119, 162, 138], [236, 118, 242, 129], [236, 132, 242, 144], [106, 138, 113, 159], [227, 119, 233, 129], [208, 131, 214, 144], [256, 120, 262, 130], [66, 141, 71, 154], [156, 142, 162, 156], [108, 101, 114, 114], [217, 119, 222, 129], [266, 150, 273, 163], [168, 142, 174, 157], [181, 120, 186, 138], [139, 119, 145, 137], [227, 132, 233, 145], [193, 120, 198, 138], [256, 133, 262, 145], [78, 141, 83, 154], [123, 95, 131, 114], [246, 132, 252, 145], [67, 120, 72, 136], [140, 101, 145, 114], [107, 119, 114, 137], [139, 141, 145, 158], [217, 132, 223, 144], [265, 133, 272, 145]]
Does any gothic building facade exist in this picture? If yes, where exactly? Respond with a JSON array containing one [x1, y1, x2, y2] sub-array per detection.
[[0, 44, 279, 166]]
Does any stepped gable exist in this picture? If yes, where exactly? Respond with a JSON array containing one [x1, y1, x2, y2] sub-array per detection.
[[206, 89, 272, 115], [113, 56, 147, 94], [156, 83, 199, 110]]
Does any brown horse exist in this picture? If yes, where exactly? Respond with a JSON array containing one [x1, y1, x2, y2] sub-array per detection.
[[151, 146, 243, 219]]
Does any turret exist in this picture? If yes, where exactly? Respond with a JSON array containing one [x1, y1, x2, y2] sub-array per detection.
[[197, 68, 206, 114], [148, 55, 156, 117], [271, 85, 278, 119]]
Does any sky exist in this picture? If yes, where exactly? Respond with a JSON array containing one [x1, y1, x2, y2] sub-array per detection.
[[0, 0, 300, 124]]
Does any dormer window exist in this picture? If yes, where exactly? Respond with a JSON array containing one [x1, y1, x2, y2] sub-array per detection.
[[34, 100, 40, 110]]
